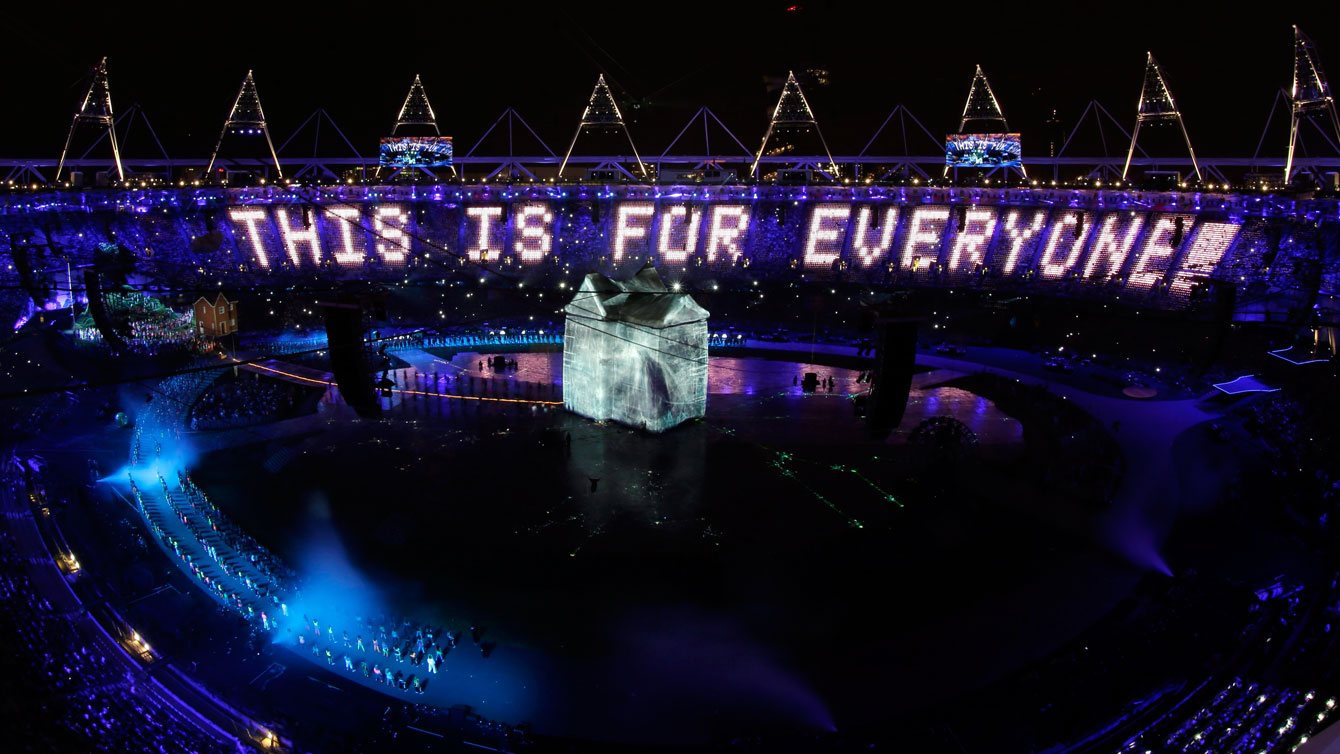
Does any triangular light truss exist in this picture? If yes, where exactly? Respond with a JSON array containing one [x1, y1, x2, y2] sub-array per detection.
[[1286, 26, 1340, 181], [1122, 53, 1201, 182], [558, 74, 646, 179], [751, 71, 837, 179], [947, 65, 1026, 178], [957, 65, 1008, 131], [206, 70, 282, 178], [57, 57, 123, 182], [394, 74, 438, 133]]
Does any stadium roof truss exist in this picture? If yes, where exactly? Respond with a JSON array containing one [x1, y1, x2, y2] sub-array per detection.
[[858, 103, 942, 180], [465, 107, 556, 181], [276, 108, 366, 182], [18, 34, 1340, 185], [64, 103, 172, 176], [657, 106, 754, 169]]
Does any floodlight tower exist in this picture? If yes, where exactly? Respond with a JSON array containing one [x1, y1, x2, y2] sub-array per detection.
[[379, 75, 456, 178], [1122, 53, 1202, 183], [945, 65, 1025, 178], [393, 74, 440, 134], [206, 71, 283, 179], [1285, 26, 1340, 182], [751, 71, 837, 179], [558, 74, 647, 179], [56, 57, 124, 183]]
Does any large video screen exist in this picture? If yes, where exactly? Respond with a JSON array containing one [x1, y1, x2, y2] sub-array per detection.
[[945, 133, 1022, 168], [378, 136, 454, 168]]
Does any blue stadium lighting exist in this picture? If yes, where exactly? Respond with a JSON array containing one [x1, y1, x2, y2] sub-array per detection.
[[1267, 346, 1332, 365], [1211, 375, 1281, 394], [7, 26, 1340, 754]]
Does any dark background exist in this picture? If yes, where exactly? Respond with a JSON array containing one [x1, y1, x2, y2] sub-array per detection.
[[1, 1, 1334, 159]]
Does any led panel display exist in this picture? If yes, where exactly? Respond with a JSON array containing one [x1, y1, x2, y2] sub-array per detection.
[[378, 136, 454, 168], [945, 133, 1022, 168]]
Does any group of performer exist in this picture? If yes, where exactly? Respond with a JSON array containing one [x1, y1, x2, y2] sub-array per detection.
[[288, 614, 494, 696], [134, 371, 499, 704]]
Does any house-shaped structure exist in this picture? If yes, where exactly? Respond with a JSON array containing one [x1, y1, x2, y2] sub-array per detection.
[[193, 293, 237, 337], [562, 265, 708, 432]]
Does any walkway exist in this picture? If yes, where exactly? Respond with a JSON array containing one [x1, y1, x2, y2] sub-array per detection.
[[0, 452, 243, 752], [229, 351, 561, 410], [120, 370, 542, 728]]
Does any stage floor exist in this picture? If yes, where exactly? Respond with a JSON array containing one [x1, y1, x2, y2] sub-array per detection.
[[189, 352, 1134, 744], [394, 349, 1024, 447]]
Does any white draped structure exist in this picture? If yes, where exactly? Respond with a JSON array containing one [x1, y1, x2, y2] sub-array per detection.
[[562, 266, 708, 432]]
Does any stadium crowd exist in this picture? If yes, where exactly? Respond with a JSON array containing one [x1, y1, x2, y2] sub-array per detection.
[[0, 473, 234, 753], [1236, 393, 1340, 537], [0, 209, 1336, 751], [188, 373, 303, 430]]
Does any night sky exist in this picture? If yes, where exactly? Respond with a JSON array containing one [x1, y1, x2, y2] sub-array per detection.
[[2, 2, 1336, 161]]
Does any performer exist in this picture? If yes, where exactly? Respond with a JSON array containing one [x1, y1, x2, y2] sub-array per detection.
[[356, 635, 365, 653]]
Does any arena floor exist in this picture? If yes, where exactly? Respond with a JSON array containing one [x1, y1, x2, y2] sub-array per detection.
[[176, 351, 1141, 742]]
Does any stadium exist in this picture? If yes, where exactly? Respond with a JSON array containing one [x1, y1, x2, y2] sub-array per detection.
[[2, 7, 1340, 754]]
